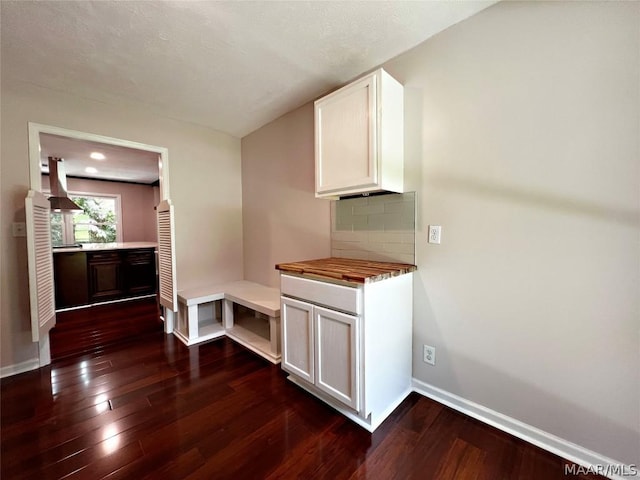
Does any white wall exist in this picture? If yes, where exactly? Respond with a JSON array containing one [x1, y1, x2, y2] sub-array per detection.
[[1, 79, 243, 369], [385, 0, 639, 466], [239, 0, 639, 467], [241, 103, 330, 287]]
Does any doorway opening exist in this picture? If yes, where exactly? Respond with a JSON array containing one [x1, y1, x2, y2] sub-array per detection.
[[27, 123, 176, 364]]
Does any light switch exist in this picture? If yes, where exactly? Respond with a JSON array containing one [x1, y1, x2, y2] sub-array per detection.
[[428, 225, 441, 244], [12, 222, 27, 237]]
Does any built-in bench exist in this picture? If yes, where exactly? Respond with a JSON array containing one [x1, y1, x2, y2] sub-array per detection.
[[176, 281, 281, 364]]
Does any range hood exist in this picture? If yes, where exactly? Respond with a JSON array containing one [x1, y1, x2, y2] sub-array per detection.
[[48, 157, 83, 212]]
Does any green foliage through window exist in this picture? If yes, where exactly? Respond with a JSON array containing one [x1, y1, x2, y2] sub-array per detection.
[[50, 195, 118, 245], [51, 213, 63, 245], [72, 197, 117, 243]]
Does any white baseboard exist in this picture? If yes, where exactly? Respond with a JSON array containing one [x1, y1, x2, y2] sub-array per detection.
[[412, 378, 638, 480], [1, 358, 40, 379], [370, 386, 413, 431]]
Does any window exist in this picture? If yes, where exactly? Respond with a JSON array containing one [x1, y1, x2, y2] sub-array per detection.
[[51, 194, 122, 246]]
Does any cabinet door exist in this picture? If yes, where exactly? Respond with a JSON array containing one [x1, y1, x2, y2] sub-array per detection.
[[124, 249, 156, 295], [281, 297, 314, 383], [53, 252, 89, 308], [315, 73, 377, 196], [314, 306, 360, 411], [88, 252, 124, 302]]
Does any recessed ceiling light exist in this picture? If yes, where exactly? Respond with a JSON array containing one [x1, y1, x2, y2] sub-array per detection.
[[85, 167, 98, 174], [90, 152, 106, 160]]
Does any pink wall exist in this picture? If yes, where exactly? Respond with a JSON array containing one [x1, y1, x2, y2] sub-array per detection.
[[241, 103, 330, 287], [43, 175, 158, 242]]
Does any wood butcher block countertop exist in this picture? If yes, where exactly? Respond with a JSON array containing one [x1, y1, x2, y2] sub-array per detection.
[[275, 257, 417, 284]]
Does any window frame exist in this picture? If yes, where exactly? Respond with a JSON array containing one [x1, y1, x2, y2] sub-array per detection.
[[48, 190, 123, 245]]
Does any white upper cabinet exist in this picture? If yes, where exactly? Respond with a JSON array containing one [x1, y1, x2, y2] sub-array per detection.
[[315, 68, 404, 198]]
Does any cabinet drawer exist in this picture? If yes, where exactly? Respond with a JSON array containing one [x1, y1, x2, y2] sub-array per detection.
[[124, 249, 154, 264], [87, 251, 121, 263], [281, 275, 361, 315]]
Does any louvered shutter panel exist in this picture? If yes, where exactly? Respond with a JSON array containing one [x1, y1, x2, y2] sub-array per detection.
[[157, 199, 177, 312], [25, 190, 56, 342]]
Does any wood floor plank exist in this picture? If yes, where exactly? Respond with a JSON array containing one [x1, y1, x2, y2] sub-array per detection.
[[50, 297, 162, 361], [0, 300, 607, 480], [433, 437, 486, 480], [140, 447, 206, 480], [1, 397, 153, 476], [350, 428, 419, 480]]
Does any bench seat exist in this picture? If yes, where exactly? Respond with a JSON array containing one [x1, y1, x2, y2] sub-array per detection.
[[176, 281, 281, 363]]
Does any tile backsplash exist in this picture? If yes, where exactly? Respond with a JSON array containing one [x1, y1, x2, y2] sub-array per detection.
[[330, 192, 416, 265]]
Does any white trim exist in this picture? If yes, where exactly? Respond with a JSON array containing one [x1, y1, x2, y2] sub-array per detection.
[[412, 378, 638, 480], [371, 386, 412, 431], [0, 358, 40, 378]]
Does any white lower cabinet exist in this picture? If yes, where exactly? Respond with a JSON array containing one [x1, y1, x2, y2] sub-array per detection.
[[282, 298, 360, 410], [280, 273, 413, 432]]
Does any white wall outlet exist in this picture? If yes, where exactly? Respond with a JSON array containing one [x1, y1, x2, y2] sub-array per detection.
[[12, 222, 26, 237], [428, 225, 441, 244], [423, 345, 436, 366]]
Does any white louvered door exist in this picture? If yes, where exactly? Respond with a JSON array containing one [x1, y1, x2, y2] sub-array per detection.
[[157, 199, 177, 313], [25, 190, 56, 343]]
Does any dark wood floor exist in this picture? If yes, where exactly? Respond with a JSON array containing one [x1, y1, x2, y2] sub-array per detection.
[[2, 304, 601, 479], [50, 296, 162, 360]]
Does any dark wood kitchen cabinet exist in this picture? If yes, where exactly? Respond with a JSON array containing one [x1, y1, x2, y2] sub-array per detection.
[[54, 247, 157, 310], [53, 252, 89, 309], [88, 251, 125, 302], [123, 249, 156, 295]]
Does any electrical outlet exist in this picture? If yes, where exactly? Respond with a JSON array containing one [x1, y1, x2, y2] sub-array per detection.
[[423, 345, 436, 366], [428, 225, 441, 244]]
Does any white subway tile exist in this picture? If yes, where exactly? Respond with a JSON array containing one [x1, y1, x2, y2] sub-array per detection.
[[346, 197, 369, 206], [332, 241, 367, 251], [369, 232, 406, 244], [367, 193, 404, 205], [336, 250, 370, 260], [332, 231, 369, 242], [367, 252, 400, 262], [353, 204, 385, 215], [401, 233, 416, 244], [384, 201, 411, 214]]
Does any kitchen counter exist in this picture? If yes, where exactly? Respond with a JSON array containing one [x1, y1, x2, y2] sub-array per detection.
[[275, 257, 417, 284], [52, 242, 157, 253]]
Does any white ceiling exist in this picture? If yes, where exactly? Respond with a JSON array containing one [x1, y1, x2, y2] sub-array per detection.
[[40, 133, 160, 184], [2, 0, 496, 140]]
